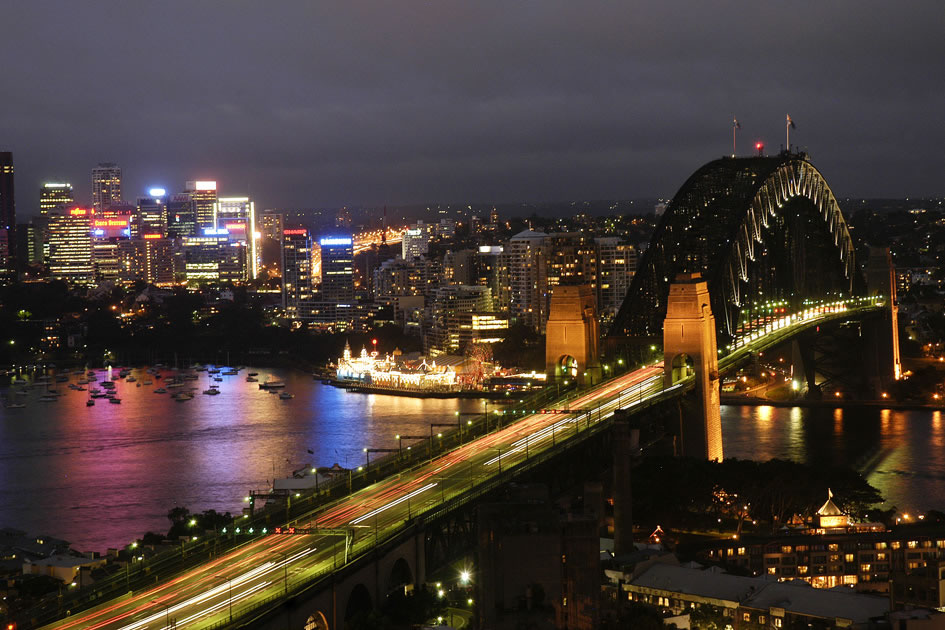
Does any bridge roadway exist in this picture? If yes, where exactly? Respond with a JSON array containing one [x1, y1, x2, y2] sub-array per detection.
[[42, 299, 882, 630], [43, 367, 666, 630]]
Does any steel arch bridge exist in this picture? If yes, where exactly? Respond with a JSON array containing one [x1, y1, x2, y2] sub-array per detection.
[[610, 152, 863, 352]]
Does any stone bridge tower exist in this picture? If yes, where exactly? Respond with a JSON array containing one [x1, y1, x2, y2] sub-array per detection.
[[545, 285, 601, 386], [662, 273, 723, 461]]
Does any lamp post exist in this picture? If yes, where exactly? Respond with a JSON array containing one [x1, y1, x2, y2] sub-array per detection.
[[150, 599, 170, 629], [364, 448, 398, 471]]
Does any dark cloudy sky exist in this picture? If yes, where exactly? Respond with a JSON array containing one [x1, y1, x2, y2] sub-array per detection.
[[3, 2, 943, 214]]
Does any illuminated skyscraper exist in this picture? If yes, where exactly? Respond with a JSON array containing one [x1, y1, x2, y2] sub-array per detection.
[[213, 196, 258, 278], [184, 180, 217, 230], [281, 228, 313, 319], [0, 152, 15, 275], [182, 234, 247, 284], [48, 208, 94, 285], [402, 221, 430, 260], [91, 163, 122, 211], [136, 188, 168, 237], [319, 235, 354, 303], [40, 183, 74, 216]]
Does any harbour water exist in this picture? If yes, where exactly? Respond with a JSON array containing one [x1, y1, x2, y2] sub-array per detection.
[[1, 370, 941, 552], [721, 404, 945, 515], [0, 367, 485, 552]]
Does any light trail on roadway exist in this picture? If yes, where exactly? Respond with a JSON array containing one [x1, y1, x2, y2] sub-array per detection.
[[42, 365, 666, 630]]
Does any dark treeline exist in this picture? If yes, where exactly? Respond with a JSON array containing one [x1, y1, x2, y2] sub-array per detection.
[[632, 457, 884, 535]]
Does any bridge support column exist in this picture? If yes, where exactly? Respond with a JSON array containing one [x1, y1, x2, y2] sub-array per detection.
[[545, 285, 601, 386], [791, 334, 818, 399], [613, 417, 638, 556], [866, 247, 902, 386], [662, 273, 723, 461]]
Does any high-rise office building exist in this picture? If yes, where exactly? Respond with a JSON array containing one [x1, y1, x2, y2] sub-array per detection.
[[261, 212, 284, 241], [114, 236, 174, 286], [90, 209, 134, 282], [428, 284, 507, 355], [402, 221, 430, 260], [167, 193, 197, 239], [214, 196, 258, 279], [319, 236, 354, 303], [594, 237, 637, 329], [506, 229, 549, 330], [91, 163, 122, 211], [136, 189, 168, 237], [185, 181, 217, 230], [48, 208, 94, 285], [15, 223, 42, 268], [0, 152, 15, 275], [181, 234, 247, 284], [40, 183, 74, 216], [281, 228, 313, 319]]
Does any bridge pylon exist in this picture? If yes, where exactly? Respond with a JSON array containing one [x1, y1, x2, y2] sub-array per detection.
[[662, 273, 723, 461], [866, 246, 902, 385], [545, 285, 601, 386]]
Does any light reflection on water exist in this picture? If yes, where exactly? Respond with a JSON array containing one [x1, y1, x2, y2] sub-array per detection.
[[722, 404, 945, 515], [0, 368, 485, 551]]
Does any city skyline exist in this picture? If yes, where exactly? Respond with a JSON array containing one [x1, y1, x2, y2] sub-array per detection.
[[2, 2, 943, 212]]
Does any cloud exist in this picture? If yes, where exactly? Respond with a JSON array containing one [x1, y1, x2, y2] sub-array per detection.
[[2, 1, 943, 212]]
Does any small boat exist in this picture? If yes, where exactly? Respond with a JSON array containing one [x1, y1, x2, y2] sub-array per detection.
[[142, 380, 153, 385], [55, 375, 69, 383], [108, 397, 122, 404], [248, 371, 259, 376], [154, 388, 168, 394], [203, 388, 221, 395], [126, 376, 137, 383], [4, 403, 26, 409], [246, 376, 258, 382], [136, 383, 141, 387], [77, 379, 89, 385], [223, 369, 238, 376], [39, 395, 58, 402], [173, 392, 194, 401], [86, 399, 95, 407], [101, 382, 115, 389], [87, 371, 96, 377], [72, 369, 84, 375], [279, 392, 294, 400], [92, 393, 109, 399], [212, 376, 223, 383], [259, 381, 286, 389]]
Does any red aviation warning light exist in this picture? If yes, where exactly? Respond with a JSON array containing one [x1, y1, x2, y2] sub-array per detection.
[[755, 142, 764, 156]]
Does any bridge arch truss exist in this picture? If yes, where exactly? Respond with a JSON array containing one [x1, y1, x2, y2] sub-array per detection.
[[611, 153, 862, 351]]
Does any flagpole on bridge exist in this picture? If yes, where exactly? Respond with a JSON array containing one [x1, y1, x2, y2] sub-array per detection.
[[733, 117, 740, 157], [786, 114, 796, 151]]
